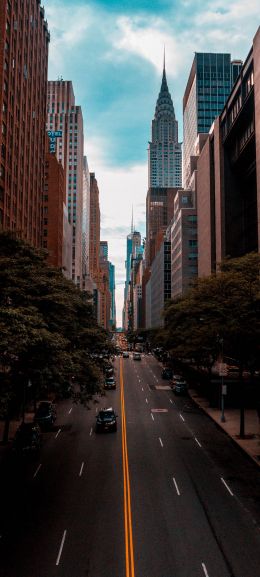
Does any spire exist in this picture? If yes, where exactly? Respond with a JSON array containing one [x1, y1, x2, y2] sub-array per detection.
[[163, 45, 165, 74]]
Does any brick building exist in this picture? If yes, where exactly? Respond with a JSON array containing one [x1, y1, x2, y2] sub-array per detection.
[[43, 147, 65, 270], [0, 1, 50, 246]]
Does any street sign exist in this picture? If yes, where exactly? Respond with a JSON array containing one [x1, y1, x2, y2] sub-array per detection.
[[222, 384, 227, 395]]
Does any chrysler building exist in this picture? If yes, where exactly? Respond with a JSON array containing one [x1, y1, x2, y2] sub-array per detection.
[[148, 59, 182, 188]]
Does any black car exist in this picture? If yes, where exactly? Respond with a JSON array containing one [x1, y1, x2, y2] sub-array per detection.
[[104, 376, 116, 389], [13, 422, 42, 454], [161, 367, 173, 379], [95, 408, 118, 433], [34, 401, 57, 428]]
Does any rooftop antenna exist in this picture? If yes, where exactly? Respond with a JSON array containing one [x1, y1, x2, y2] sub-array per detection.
[[163, 45, 166, 73]]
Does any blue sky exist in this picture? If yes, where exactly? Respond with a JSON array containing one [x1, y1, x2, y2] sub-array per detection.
[[45, 0, 259, 325]]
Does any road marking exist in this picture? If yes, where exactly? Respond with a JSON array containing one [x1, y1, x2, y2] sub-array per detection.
[[145, 398, 148, 404], [33, 464, 42, 479], [159, 437, 164, 447], [221, 477, 234, 496], [120, 358, 136, 577], [173, 477, 181, 496], [56, 530, 67, 566], [151, 408, 168, 413], [68, 407, 72, 414], [79, 462, 84, 477], [141, 387, 144, 391], [151, 414, 154, 421], [179, 414, 185, 422], [89, 427, 93, 436], [202, 562, 210, 577], [195, 437, 202, 448], [55, 428, 61, 439], [95, 407, 98, 413], [169, 399, 173, 404]]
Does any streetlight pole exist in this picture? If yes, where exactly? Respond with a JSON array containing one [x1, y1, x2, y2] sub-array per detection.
[[219, 338, 226, 423]]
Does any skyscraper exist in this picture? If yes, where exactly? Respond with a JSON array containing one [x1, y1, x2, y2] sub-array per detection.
[[183, 53, 242, 187], [148, 59, 182, 189], [46, 81, 84, 287], [0, 1, 50, 246]]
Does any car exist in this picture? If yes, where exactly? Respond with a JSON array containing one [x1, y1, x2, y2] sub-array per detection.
[[13, 422, 42, 454], [122, 351, 129, 358], [95, 408, 118, 433], [171, 376, 188, 395], [161, 367, 173, 379], [133, 352, 141, 361], [34, 401, 57, 428], [104, 376, 116, 389]]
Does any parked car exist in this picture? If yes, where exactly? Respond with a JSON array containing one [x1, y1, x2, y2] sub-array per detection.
[[161, 367, 173, 379], [122, 351, 129, 358], [13, 422, 42, 454], [34, 401, 57, 428], [171, 375, 188, 395], [95, 408, 118, 433], [104, 376, 116, 390], [133, 352, 141, 361]]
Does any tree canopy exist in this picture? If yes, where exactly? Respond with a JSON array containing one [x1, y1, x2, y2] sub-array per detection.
[[163, 253, 260, 373], [0, 232, 110, 417]]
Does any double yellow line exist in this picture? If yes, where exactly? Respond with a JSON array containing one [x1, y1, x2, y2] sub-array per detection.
[[120, 358, 136, 577]]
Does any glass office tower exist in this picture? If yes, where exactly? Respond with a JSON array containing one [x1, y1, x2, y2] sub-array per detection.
[[183, 53, 242, 187]]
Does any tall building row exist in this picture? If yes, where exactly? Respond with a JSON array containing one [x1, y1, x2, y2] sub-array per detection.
[[0, 1, 116, 331]]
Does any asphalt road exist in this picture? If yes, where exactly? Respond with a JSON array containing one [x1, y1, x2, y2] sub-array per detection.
[[1, 353, 260, 577]]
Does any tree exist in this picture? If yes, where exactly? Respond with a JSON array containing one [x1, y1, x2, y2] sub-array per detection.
[[0, 232, 110, 438], [164, 253, 260, 436]]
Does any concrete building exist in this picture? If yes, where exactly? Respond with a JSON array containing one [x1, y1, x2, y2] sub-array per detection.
[[123, 229, 141, 331], [148, 59, 182, 189], [171, 190, 198, 299], [46, 81, 84, 287], [0, 1, 50, 246], [146, 186, 177, 267], [82, 156, 90, 290], [197, 27, 260, 276], [183, 52, 242, 188], [89, 173, 100, 283], [148, 237, 171, 328], [43, 149, 65, 270], [109, 262, 116, 329]]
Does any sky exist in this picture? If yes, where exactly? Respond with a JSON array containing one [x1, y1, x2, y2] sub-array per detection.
[[45, 0, 259, 326]]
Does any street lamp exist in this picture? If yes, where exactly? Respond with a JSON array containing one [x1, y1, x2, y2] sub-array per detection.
[[218, 338, 227, 423]]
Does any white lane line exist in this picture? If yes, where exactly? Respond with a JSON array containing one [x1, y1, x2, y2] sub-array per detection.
[[56, 530, 67, 566], [89, 427, 93, 436], [169, 399, 173, 404], [68, 407, 72, 414], [33, 463, 42, 479], [179, 413, 185, 422], [202, 562, 210, 577], [79, 462, 84, 477], [173, 477, 181, 496], [221, 477, 234, 496], [151, 413, 154, 421], [159, 437, 164, 448], [95, 407, 98, 413], [55, 428, 61, 439], [141, 387, 144, 391], [146, 398, 148, 404], [195, 437, 202, 448]]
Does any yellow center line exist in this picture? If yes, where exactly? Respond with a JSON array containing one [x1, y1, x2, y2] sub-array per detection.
[[120, 358, 136, 577]]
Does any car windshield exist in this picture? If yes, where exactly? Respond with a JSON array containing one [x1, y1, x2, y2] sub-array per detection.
[[99, 411, 114, 420]]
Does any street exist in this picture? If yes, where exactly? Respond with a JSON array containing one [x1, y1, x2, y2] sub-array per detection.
[[1, 353, 260, 577]]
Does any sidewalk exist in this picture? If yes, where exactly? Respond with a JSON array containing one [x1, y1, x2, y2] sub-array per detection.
[[189, 388, 260, 467]]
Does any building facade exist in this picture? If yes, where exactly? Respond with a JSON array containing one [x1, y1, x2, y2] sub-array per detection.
[[146, 186, 177, 267], [171, 190, 198, 299], [46, 80, 84, 287], [0, 1, 50, 246], [82, 156, 90, 290], [43, 149, 65, 269], [89, 172, 100, 283], [197, 27, 260, 276]]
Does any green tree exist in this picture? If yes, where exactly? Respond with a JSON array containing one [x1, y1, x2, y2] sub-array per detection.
[[164, 253, 260, 436]]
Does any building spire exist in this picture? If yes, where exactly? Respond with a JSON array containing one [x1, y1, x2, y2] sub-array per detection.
[[163, 45, 165, 74]]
